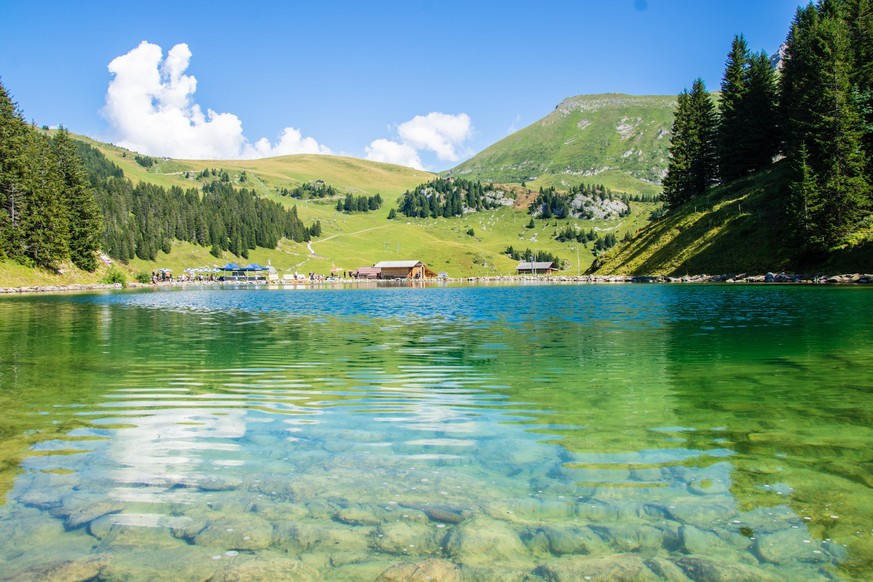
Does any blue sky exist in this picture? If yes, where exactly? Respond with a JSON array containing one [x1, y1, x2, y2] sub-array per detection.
[[1, 0, 805, 170]]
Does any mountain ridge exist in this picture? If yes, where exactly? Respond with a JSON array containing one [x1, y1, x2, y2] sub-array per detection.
[[445, 93, 675, 195]]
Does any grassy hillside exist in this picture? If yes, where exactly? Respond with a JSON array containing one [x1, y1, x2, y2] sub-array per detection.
[[589, 162, 873, 276], [76, 135, 434, 197], [446, 94, 676, 196]]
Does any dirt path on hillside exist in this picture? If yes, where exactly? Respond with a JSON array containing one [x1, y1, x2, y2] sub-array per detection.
[[306, 224, 391, 260]]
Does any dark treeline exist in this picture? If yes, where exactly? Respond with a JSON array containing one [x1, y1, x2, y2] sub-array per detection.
[[0, 82, 103, 271], [663, 0, 871, 256], [554, 225, 619, 252], [278, 181, 338, 199], [77, 143, 318, 262], [503, 246, 564, 268], [530, 183, 631, 219], [336, 193, 382, 213], [398, 177, 504, 218]]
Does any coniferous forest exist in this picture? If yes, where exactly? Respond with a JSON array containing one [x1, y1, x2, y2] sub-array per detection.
[[0, 80, 318, 271], [0, 83, 103, 271], [397, 177, 508, 218], [663, 0, 871, 260]]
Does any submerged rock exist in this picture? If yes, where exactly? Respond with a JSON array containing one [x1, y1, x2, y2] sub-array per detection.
[[675, 556, 782, 581], [754, 529, 827, 564], [5, 556, 106, 582], [371, 521, 441, 556], [423, 505, 465, 524], [520, 525, 608, 556], [376, 558, 461, 582], [535, 554, 661, 581], [591, 524, 670, 553], [666, 498, 738, 527], [52, 501, 123, 530], [193, 516, 274, 550], [209, 557, 321, 582], [444, 517, 529, 567], [335, 506, 381, 526], [680, 525, 749, 556]]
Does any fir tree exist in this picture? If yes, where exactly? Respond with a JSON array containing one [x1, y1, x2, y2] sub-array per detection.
[[663, 79, 718, 209], [742, 50, 780, 173], [781, 1, 871, 249], [718, 35, 751, 182], [21, 132, 69, 269], [53, 128, 103, 271], [0, 80, 29, 260]]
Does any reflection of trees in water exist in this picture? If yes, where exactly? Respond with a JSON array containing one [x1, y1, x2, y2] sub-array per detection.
[[660, 286, 873, 577]]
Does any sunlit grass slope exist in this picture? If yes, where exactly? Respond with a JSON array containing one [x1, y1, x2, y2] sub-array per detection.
[[77, 136, 433, 197], [590, 165, 795, 275], [590, 163, 873, 276]]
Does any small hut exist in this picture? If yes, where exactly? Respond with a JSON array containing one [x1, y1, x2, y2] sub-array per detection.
[[516, 261, 557, 275]]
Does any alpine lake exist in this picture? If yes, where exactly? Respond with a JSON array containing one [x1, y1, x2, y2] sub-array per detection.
[[1, 283, 872, 581]]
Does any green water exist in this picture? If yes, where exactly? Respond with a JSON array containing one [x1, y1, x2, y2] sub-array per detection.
[[0, 284, 871, 581]]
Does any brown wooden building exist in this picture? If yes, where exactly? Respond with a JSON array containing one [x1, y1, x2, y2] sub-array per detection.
[[516, 261, 557, 275], [373, 260, 437, 279]]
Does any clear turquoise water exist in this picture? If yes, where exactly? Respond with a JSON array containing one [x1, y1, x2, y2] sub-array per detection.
[[0, 284, 871, 580]]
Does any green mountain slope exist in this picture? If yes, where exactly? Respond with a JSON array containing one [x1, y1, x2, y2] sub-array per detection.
[[446, 94, 676, 196]]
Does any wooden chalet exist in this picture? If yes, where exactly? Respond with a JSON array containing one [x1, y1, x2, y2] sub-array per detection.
[[372, 260, 437, 279], [352, 266, 382, 279], [516, 261, 557, 275]]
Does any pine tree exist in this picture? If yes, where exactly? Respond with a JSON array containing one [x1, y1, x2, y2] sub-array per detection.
[[21, 132, 69, 269], [663, 79, 718, 209], [781, 1, 871, 249], [53, 128, 103, 271], [742, 51, 780, 173], [718, 35, 750, 182], [0, 80, 30, 260]]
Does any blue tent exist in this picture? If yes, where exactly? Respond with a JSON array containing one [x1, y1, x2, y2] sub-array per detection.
[[242, 263, 268, 271], [221, 263, 242, 271]]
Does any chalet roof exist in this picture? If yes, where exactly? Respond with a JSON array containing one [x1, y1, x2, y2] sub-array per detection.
[[516, 261, 556, 270], [373, 260, 424, 268]]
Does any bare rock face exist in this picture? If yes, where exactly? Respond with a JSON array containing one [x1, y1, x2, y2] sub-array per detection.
[[376, 558, 461, 582]]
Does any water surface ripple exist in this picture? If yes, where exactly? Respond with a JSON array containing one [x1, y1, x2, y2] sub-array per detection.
[[0, 284, 871, 580]]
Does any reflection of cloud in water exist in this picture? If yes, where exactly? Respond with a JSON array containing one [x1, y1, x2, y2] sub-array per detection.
[[103, 405, 247, 488]]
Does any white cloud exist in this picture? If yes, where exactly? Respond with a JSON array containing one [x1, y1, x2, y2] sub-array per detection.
[[364, 139, 423, 169], [397, 112, 472, 161], [103, 41, 330, 159], [365, 112, 472, 170]]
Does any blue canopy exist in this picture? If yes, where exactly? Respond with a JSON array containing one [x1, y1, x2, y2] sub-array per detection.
[[221, 263, 242, 271], [242, 263, 268, 271]]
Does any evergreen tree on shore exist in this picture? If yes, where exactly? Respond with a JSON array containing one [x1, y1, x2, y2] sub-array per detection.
[[781, 0, 871, 251], [718, 35, 779, 182], [663, 78, 718, 209], [0, 81, 103, 270], [0, 80, 29, 261], [53, 128, 103, 271], [718, 35, 751, 183]]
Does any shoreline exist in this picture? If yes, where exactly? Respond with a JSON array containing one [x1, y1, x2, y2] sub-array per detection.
[[1, 272, 872, 295]]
